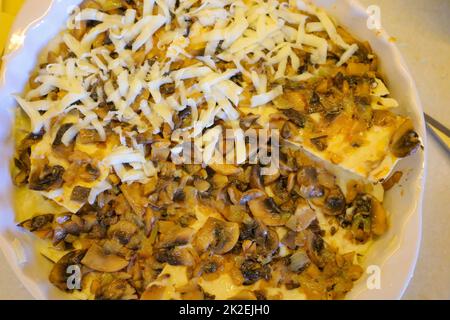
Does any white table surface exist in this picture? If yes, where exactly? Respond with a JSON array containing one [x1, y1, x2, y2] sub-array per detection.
[[0, 0, 449, 300]]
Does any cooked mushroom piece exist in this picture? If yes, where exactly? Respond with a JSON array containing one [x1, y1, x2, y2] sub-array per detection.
[[255, 224, 279, 257], [158, 227, 195, 248], [304, 229, 324, 267], [240, 189, 265, 205], [209, 163, 243, 176], [297, 166, 325, 199], [193, 217, 239, 254], [70, 186, 91, 203], [49, 249, 86, 291], [351, 194, 387, 238], [154, 247, 196, 266], [107, 220, 138, 245], [120, 183, 147, 215], [97, 278, 137, 300], [282, 109, 306, 128], [249, 165, 265, 190], [322, 187, 346, 216], [52, 123, 74, 146], [240, 258, 271, 285], [19, 214, 54, 232], [289, 250, 311, 273], [390, 119, 420, 158], [240, 114, 260, 129], [285, 202, 316, 232], [29, 165, 65, 191], [81, 244, 129, 272], [248, 197, 288, 226], [263, 170, 280, 186]]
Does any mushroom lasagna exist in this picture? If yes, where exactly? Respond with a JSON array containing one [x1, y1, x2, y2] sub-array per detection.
[[11, 0, 420, 300]]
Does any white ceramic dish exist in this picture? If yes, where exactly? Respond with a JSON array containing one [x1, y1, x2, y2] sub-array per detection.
[[0, 0, 426, 300]]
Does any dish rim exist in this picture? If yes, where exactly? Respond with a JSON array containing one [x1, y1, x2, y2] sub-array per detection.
[[0, 0, 427, 300]]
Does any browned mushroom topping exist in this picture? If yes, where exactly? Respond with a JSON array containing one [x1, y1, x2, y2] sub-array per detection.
[[29, 165, 65, 191], [282, 109, 306, 128], [249, 165, 264, 190], [285, 202, 316, 232], [289, 250, 310, 273], [70, 186, 91, 202], [390, 119, 420, 158], [310, 135, 328, 151], [158, 227, 195, 248], [193, 217, 239, 254], [240, 258, 271, 285], [155, 246, 196, 266], [19, 214, 54, 232], [323, 187, 346, 216], [108, 220, 138, 245], [263, 170, 280, 186], [120, 183, 147, 216], [52, 123, 74, 146], [240, 189, 265, 205], [248, 197, 288, 226], [296, 166, 325, 199], [255, 224, 279, 257], [81, 244, 129, 272], [96, 278, 137, 300], [49, 250, 86, 291], [382, 171, 403, 191], [240, 114, 260, 130], [209, 163, 243, 176]]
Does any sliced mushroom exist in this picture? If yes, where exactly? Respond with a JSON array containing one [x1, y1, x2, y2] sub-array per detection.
[[248, 197, 288, 226], [304, 229, 324, 267], [352, 194, 387, 238], [289, 250, 311, 273], [227, 185, 243, 205], [322, 187, 346, 216], [209, 163, 243, 176], [29, 165, 65, 191], [390, 119, 420, 158], [249, 165, 264, 190], [240, 189, 265, 205], [70, 186, 91, 203], [120, 183, 147, 216], [240, 114, 260, 130], [285, 202, 316, 232], [154, 247, 196, 266], [193, 217, 239, 254], [158, 227, 195, 248], [52, 123, 74, 146], [19, 214, 54, 232], [255, 223, 279, 257], [297, 166, 325, 199], [240, 258, 271, 285], [108, 220, 138, 245], [97, 278, 137, 300], [263, 170, 280, 186], [282, 109, 306, 128], [49, 249, 86, 291], [81, 243, 129, 272]]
